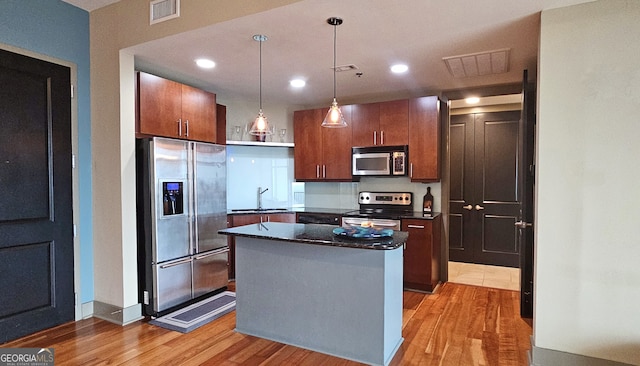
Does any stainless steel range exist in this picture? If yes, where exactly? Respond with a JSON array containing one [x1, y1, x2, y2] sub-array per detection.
[[342, 192, 413, 230]]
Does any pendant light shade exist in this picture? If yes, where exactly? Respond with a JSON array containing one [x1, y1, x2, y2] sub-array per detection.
[[321, 17, 348, 128], [249, 34, 272, 135]]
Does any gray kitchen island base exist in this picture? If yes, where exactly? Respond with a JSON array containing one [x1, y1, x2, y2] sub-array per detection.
[[234, 236, 404, 366]]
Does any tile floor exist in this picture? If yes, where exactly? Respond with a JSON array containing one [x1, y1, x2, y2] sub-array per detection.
[[448, 261, 520, 291]]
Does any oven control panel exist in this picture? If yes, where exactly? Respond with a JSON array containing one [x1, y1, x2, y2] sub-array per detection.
[[358, 192, 412, 206]]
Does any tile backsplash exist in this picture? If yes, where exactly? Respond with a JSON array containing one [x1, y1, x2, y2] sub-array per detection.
[[226, 145, 303, 209], [226, 145, 442, 213], [305, 177, 442, 212]]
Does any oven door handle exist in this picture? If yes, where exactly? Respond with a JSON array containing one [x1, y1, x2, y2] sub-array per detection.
[[342, 218, 398, 228], [370, 222, 399, 227], [342, 218, 363, 226]]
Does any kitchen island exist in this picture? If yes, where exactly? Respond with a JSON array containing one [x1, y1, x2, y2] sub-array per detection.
[[218, 222, 407, 366]]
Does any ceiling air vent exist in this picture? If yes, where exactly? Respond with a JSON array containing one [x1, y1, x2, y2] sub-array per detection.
[[150, 0, 180, 25], [443, 48, 510, 78]]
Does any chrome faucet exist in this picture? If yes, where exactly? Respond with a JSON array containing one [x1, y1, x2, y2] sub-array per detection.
[[258, 187, 268, 210]]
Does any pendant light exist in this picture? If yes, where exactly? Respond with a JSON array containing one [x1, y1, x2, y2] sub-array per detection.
[[249, 34, 272, 135], [321, 17, 348, 128]]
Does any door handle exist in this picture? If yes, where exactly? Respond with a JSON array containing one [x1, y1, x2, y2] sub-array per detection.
[[462, 204, 473, 211], [515, 221, 533, 229], [177, 119, 182, 136], [184, 119, 189, 137], [159, 257, 192, 269], [194, 248, 229, 260], [475, 205, 484, 211]]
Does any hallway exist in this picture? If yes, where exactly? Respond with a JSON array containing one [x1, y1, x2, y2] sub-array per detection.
[[448, 261, 520, 291]]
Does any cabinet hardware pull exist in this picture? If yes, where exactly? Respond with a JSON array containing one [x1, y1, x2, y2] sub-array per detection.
[[407, 224, 424, 229], [323, 165, 326, 178], [316, 165, 320, 178], [380, 131, 384, 145], [410, 163, 413, 178], [475, 205, 484, 211], [185, 120, 189, 136], [373, 131, 377, 145], [177, 119, 182, 136], [462, 204, 473, 210]]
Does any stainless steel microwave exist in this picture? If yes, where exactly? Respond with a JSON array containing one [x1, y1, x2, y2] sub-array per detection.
[[352, 145, 408, 177]]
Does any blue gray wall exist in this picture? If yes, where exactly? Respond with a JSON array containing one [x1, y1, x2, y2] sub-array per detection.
[[0, 1, 93, 303]]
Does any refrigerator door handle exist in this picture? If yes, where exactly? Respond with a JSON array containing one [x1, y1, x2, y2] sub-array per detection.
[[159, 257, 193, 269], [194, 248, 230, 260]]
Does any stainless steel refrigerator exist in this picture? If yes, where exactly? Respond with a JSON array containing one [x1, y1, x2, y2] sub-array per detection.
[[136, 137, 228, 317]]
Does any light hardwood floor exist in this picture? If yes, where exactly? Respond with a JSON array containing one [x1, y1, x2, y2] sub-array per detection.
[[4, 281, 532, 365]]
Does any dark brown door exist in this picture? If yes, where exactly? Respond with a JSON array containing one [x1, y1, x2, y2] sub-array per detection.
[[519, 70, 536, 317], [0, 49, 74, 342], [449, 110, 522, 267]]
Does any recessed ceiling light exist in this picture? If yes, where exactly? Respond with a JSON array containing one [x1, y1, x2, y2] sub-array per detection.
[[195, 58, 215, 69], [465, 97, 480, 104], [290, 79, 306, 88], [390, 64, 408, 74]]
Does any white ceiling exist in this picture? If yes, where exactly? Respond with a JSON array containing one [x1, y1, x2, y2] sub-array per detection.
[[63, 0, 592, 106]]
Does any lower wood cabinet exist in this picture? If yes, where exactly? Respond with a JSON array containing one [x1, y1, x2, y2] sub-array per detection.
[[227, 213, 296, 279], [401, 215, 442, 292]]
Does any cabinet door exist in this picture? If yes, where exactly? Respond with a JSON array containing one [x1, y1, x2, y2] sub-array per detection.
[[350, 102, 380, 147], [294, 109, 324, 180], [230, 214, 262, 227], [322, 104, 353, 180], [138, 72, 182, 138], [181, 84, 216, 143], [228, 214, 261, 280], [408, 96, 441, 181], [402, 219, 438, 292], [379, 99, 409, 146], [265, 213, 296, 223], [216, 104, 227, 145]]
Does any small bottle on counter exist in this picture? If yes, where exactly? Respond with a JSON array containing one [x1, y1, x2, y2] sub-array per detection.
[[422, 186, 433, 216]]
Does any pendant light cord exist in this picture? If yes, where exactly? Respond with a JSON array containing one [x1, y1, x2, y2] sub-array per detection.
[[332, 22, 337, 100], [259, 37, 263, 111]]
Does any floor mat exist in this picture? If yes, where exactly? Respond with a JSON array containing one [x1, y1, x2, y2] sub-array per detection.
[[149, 291, 235, 333]]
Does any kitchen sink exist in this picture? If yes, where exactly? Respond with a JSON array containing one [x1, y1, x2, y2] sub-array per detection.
[[231, 208, 289, 213]]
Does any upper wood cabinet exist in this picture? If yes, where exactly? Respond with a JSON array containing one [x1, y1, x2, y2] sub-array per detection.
[[350, 100, 408, 147], [351, 102, 379, 147], [408, 96, 442, 182], [379, 99, 409, 146], [137, 72, 217, 143], [294, 106, 353, 181], [292, 96, 442, 182]]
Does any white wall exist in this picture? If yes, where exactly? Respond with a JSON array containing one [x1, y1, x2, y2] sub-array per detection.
[[535, 1, 640, 364]]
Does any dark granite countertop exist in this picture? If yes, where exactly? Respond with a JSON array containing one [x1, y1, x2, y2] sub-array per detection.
[[219, 222, 408, 250], [227, 207, 440, 220]]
